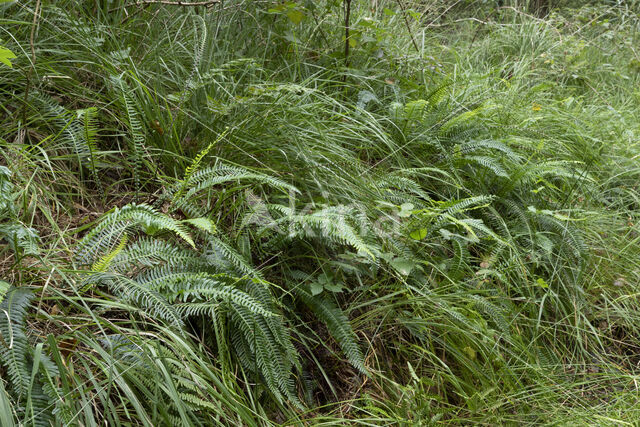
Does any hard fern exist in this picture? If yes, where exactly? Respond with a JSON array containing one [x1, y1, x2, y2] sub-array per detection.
[[30, 93, 103, 193], [173, 128, 229, 203], [264, 204, 378, 259], [0, 288, 59, 427], [295, 288, 367, 374], [114, 76, 147, 196], [0, 168, 40, 258], [76, 203, 301, 406], [75, 203, 194, 266], [168, 162, 298, 214]]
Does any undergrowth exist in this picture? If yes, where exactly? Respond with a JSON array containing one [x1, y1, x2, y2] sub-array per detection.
[[1, 0, 640, 425]]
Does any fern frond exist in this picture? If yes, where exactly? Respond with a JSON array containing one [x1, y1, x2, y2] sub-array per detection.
[[170, 163, 298, 212], [463, 156, 509, 178], [272, 205, 378, 259], [174, 129, 229, 203], [87, 272, 183, 327], [75, 203, 194, 266], [207, 236, 263, 279], [92, 234, 128, 272], [0, 287, 34, 396], [31, 93, 103, 191], [115, 77, 146, 195], [0, 288, 59, 426], [455, 139, 521, 162], [110, 237, 198, 273], [296, 289, 366, 374]]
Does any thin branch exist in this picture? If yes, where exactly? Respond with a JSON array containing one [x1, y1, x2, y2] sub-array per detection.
[[22, 0, 41, 126], [134, 0, 220, 6], [344, 0, 352, 69], [117, 0, 220, 10], [395, 0, 419, 53]]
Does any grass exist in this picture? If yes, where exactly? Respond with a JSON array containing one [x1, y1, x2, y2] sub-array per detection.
[[1, 0, 640, 425]]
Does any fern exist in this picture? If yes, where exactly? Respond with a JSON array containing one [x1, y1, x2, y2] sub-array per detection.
[[87, 272, 184, 327], [438, 104, 489, 136], [0, 169, 40, 258], [0, 225, 40, 257], [114, 76, 147, 196], [470, 294, 511, 336], [75, 203, 194, 266], [455, 139, 521, 162], [0, 167, 13, 217], [206, 236, 264, 279], [296, 289, 366, 374], [0, 288, 59, 427], [463, 155, 509, 178], [31, 93, 102, 192], [0, 288, 33, 396], [77, 203, 301, 406], [169, 162, 298, 213], [448, 237, 469, 279], [266, 204, 378, 259], [79, 107, 104, 195], [173, 128, 229, 203], [92, 234, 128, 272]]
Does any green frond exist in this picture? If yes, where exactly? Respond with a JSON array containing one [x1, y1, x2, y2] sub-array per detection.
[[207, 236, 263, 279], [31, 93, 102, 190], [110, 237, 198, 273], [0, 288, 34, 396], [0, 288, 59, 426], [296, 289, 366, 374], [272, 205, 378, 259], [92, 234, 128, 272], [114, 76, 146, 194], [463, 155, 509, 178], [76, 203, 194, 266], [0, 224, 40, 257], [455, 139, 521, 162], [170, 163, 298, 212], [173, 129, 229, 203], [87, 272, 183, 327]]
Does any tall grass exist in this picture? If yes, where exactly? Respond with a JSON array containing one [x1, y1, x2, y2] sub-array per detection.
[[1, 0, 640, 424]]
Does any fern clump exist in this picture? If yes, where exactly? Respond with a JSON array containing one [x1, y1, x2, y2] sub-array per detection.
[[76, 194, 367, 406], [0, 288, 60, 427]]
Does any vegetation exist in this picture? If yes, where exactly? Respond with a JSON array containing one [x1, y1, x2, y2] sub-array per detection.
[[1, 0, 640, 424]]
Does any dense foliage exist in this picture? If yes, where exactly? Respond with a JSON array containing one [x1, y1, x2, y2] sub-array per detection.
[[1, 0, 640, 424]]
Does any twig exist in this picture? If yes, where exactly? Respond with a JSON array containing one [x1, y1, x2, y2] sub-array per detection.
[[121, 0, 220, 8], [395, 0, 419, 53], [344, 0, 352, 69], [22, 0, 41, 127]]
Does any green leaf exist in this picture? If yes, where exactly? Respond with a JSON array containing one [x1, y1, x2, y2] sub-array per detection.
[[0, 281, 9, 303], [463, 346, 477, 360], [0, 46, 16, 68], [409, 228, 427, 240], [183, 217, 217, 234], [536, 277, 549, 289], [310, 282, 324, 296], [383, 7, 396, 16], [317, 273, 330, 285], [398, 203, 414, 218], [390, 257, 415, 276], [287, 9, 304, 25], [324, 282, 344, 293]]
